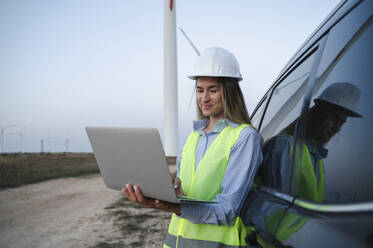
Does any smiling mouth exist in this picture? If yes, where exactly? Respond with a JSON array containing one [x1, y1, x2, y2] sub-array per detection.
[[201, 105, 212, 110]]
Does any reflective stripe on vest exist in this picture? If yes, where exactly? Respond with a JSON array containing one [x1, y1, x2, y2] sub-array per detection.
[[165, 217, 247, 248], [261, 142, 325, 245], [164, 124, 249, 248]]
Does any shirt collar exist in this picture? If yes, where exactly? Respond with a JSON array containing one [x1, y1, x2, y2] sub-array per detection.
[[192, 118, 240, 134]]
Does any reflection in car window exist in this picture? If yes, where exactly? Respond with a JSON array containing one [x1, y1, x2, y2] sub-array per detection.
[[250, 4, 373, 248], [260, 52, 316, 141], [277, 18, 373, 248], [308, 20, 373, 203]]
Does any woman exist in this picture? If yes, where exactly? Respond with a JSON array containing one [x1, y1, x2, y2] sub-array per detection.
[[123, 47, 262, 247]]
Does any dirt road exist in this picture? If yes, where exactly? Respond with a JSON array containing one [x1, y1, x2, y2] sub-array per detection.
[[0, 175, 171, 248]]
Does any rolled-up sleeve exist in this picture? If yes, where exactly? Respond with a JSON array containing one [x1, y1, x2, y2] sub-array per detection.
[[180, 127, 263, 225]]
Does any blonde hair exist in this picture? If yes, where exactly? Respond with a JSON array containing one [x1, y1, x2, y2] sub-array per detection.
[[196, 77, 251, 124]]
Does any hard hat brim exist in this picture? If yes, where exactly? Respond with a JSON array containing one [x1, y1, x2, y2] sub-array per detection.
[[314, 99, 362, 118], [188, 75, 243, 81]]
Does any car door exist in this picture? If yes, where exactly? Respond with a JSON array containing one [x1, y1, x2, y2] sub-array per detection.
[[245, 28, 325, 248]]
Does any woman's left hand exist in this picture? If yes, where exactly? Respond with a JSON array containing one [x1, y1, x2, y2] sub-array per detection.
[[122, 183, 181, 215]]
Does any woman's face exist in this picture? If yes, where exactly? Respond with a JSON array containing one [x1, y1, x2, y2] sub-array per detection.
[[196, 77, 224, 118]]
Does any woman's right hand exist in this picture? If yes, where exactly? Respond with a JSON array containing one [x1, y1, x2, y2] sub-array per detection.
[[122, 183, 181, 215], [122, 183, 157, 208]]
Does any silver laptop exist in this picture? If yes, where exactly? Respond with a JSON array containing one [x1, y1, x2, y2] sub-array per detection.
[[86, 127, 216, 204]]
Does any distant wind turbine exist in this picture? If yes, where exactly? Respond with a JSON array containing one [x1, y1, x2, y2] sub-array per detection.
[[9, 126, 26, 153], [0, 124, 16, 153], [64, 134, 76, 153], [45, 129, 54, 153], [65, 139, 69, 153], [41, 139, 45, 153], [9, 132, 25, 153]]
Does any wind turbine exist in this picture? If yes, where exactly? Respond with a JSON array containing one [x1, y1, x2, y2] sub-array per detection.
[[45, 129, 54, 153], [9, 126, 26, 153], [65, 139, 69, 153], [0, 124, 16, 153], [9, 132, 24, 153], [64, 133, 76, 153], [40, 139, 45, 153]]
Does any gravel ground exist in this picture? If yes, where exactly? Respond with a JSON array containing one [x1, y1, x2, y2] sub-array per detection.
[[0, 174, 171, 248]]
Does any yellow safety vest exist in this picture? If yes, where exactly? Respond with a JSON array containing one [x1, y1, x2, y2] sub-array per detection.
[[260, 142, 325, 247], [164, 124, 249, 248]]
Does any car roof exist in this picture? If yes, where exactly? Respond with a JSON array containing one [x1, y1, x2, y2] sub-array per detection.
[[275, 0, 358, 83]]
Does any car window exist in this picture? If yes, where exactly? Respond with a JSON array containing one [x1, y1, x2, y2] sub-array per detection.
[[280, 10, 373, 248], [260, 51, 317, 141], [305, 18, 373, 203], [253, 2, 373, 247]]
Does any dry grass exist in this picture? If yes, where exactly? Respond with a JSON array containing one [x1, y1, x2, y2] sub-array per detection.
[[0, 153, 99, 188]]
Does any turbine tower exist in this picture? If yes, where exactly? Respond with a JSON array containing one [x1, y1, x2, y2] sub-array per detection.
[[163, 0, 178, 157], [65, 134, 73, 153], [9, 126, 26, 153], [9, 132, 24, 153], [65, 139, 69, 153], [46, 130, 53, 153], [0, 124, 16, 153], [41, 139, 44, 153]]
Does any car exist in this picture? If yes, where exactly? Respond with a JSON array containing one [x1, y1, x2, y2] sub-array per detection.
[[245, 0, 373, 247]]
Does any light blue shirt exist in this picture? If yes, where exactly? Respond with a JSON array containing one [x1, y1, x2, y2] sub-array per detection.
[[177, 118, 263, 225]]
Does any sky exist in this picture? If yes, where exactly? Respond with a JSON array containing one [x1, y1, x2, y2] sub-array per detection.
[[0, 0, 341, 153]]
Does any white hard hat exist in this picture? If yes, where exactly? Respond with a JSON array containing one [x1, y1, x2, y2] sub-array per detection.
[[188, 47, 242, 81], [314, 82, 362, 117]]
